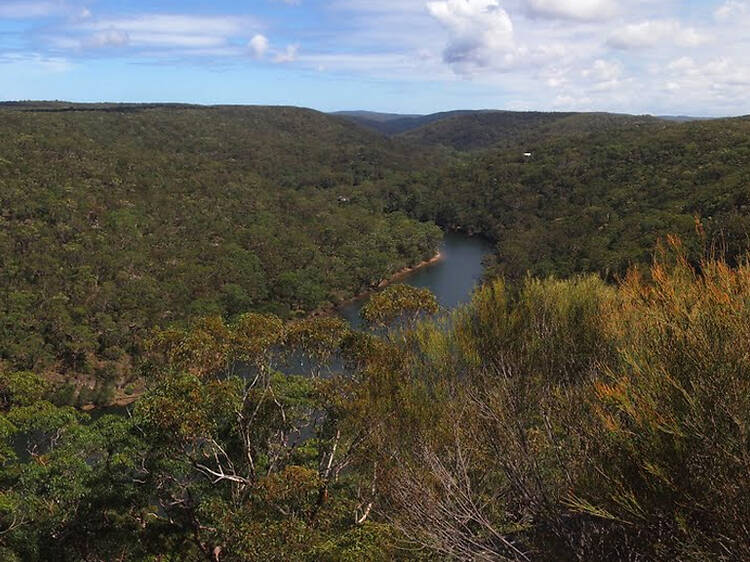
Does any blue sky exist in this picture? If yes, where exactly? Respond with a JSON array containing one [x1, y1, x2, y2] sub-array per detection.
[[1, 0, 749, 115]]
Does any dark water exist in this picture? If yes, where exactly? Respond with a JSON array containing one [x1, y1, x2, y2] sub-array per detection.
[[339, 232, 494, 328]]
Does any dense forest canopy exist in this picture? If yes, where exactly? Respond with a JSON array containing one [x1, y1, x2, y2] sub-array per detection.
[[377, 113, 750, 279], [0, 102, 749, 560], [0, 104, 441, 396]]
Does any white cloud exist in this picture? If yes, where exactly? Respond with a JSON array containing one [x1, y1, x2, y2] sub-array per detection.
[[553, 94, 593, 109], [55, 13, 261, 53], [249, 34, 269, 59], [0, 1, 64, 19], [427, 0, 514, 67], [654, 56, 750, 112], [523, 0, 619, 21], [608, 20, 710, 50], [2, 0, 749, 116], [580, 58, 625, 91], [299, 51, 444, 77], [0, 52, 71, 72], [86, 29, 130, 48], [582, 58, 621, 81], [81, 15, 251, 37], [714, 1, 748, 21], [273, 44, 298, 63], [127, 33, 227, 48], [667, 56, 695, 72]]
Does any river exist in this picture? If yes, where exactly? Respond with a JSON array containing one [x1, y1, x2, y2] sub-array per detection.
[[339, 231, 494, 328], [87, 231, 492, 420]]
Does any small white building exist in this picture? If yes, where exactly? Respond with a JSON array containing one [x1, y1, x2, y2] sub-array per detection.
[[523, 152, 533, 158]]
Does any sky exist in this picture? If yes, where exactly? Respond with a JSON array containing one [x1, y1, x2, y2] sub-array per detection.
[[1, 0, 749, 115]]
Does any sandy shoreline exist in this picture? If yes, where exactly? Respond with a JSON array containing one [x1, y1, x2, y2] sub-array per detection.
[[314, 250, 444, 313], [377, 251, 443, 288]]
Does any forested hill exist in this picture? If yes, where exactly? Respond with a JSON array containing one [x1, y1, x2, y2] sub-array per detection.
[[379, 114, 750, 279], [0, 104, 441, 395], [335, 108, 661, 152], [332, 109, 492, 136], [397, 110, 579, 150]]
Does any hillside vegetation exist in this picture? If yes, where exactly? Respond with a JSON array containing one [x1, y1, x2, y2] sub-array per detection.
[[380, 114, 750, 278], [335, 109, 581, 148], [2, 103, 749, 396], [0, 105, 440, 394], [397, 110, 580, 151], [333, 110, 506, 136]]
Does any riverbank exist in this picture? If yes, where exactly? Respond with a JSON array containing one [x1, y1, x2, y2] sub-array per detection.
[[83, 250, 444, 411], [377, 252, 443, 288], [313, 250, 443, 316]]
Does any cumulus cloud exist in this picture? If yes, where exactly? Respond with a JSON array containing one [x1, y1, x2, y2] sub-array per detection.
[[667, 56, 695, 72], [582, 58, 621, 81], [608, 20, 710, 50], [427, 0, 514, 67], [654, 55, 750, 113], [580, 58, 624, 91], [273, 44, 299, 63], [523, 0, 619, 21], [248, 34, 269, 58], [714, 1, 748, 21], [553, 94, 593, 109]]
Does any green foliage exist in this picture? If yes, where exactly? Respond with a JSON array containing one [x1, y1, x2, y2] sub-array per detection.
[[0, 311, 405, 559], [0, 105, 442, 388], [2, 103, 749, 559], [0, 375, 152, 560], [398, 109, 580, 151], [3, 248, 750, 559], [361, 284, 439, 327], [135, 314, 400, 559], [0, 368, 48, 411], [365, 247, 750, 560], [380, 115, 750, 280]]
